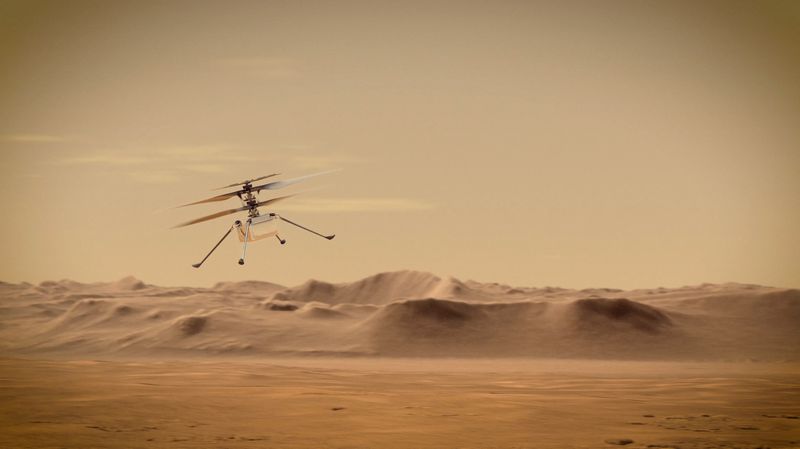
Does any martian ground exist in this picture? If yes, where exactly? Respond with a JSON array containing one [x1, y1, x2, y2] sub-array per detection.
[[1, 271, 798, 448]]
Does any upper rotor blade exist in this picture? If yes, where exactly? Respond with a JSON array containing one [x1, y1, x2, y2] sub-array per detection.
[[178, 191, 240, 207], [252, 170, 336, 193], [213, 182, 245, 190], [173, 206, 245, 228], [213, 173, 280, 190], [178, 170, 331, 208], [250, 173, 281, 183]]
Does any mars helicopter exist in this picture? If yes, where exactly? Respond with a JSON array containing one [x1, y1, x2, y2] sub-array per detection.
[[175, 171, 335, 268]]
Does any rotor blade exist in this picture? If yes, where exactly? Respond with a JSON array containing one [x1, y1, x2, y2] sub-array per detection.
[[173, 206, 245, 228], [213, 173, 280, 190], [176, 193, 297, 228], [214, 182, 241, 190], [252, 170, 337, 193], [178, 171, 330, 208], [253, 193, 298, 208], [213, 182, 246, 190], [250, 173, 281, 183], [178, 191, 240, 208]]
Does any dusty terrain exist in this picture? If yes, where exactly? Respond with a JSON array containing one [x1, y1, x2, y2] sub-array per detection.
[[1, 271, 798, 448], [1, 358, 798, 449]]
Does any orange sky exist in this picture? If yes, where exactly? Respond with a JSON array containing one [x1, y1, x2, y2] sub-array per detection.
[[1, 0, 798, 289]]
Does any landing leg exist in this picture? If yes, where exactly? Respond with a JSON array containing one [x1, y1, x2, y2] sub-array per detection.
[[277, 215, 335, 240], [238, 219, 252, 265], [275, 234, 286, 245], [192, 225, 233, 268]]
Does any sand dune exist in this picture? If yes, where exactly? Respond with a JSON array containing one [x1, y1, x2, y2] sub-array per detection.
[[271, 271, 452, 304], [0, 271, 797, 360]]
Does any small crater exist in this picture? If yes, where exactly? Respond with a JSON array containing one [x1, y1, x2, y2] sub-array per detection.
[[267, 303, 298, 311], [113, 305, 134, 315], [175, 316, 207, 335]]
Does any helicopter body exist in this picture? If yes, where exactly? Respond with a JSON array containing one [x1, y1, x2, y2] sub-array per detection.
[[175, 171, 335, 267]]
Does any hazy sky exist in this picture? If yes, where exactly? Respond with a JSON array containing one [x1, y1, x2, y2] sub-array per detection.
[[1, 0, 798, 289]]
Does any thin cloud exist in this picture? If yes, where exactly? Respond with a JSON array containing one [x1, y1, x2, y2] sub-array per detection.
[[50, 144, 352, 186], [278, 197, 434, 213], [54, 144, 254, 184], [57, 144, 251, 166], [2, 133, 71, 143]]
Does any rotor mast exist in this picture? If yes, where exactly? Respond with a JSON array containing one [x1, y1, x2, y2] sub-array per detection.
[[237, 181, 261, 218]]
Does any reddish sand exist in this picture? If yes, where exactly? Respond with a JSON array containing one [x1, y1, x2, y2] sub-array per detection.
[[1, 358, 798, 449], [1, 271, 798, 448]]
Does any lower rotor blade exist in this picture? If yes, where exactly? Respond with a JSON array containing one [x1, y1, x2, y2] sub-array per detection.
[[174, 206, 245, 228], [254, 193, 298, 208]]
